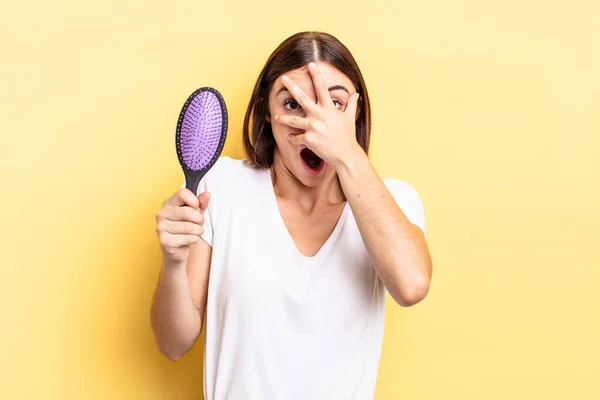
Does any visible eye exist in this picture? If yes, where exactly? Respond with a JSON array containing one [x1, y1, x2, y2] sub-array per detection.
[[332, 99, 344, 110], [283, 99, 302, 112]]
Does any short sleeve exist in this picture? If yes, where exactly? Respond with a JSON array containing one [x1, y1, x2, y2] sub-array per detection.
[[383, 179, 426, 237]]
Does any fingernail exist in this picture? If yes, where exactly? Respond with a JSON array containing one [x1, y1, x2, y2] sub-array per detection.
[[274, 114, 279, 120], [309, 62, 316, 69], [282, 76, 290, 83]]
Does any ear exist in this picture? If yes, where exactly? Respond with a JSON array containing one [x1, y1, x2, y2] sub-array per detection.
[[265, 113, 271, 123]]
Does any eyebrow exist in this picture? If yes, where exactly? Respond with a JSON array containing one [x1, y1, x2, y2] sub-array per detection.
[[276, 85, 350, 96]]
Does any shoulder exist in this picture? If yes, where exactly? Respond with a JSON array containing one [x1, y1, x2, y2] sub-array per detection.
[[382, 178, 427, 236], [202, 156, 261, 185], [382, 178, 421, 200], [204, 156, 241, 180], [200, 156, 268, 199]]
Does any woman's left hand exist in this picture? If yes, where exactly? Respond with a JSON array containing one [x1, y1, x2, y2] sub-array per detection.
[[274, 62, 362, 169]]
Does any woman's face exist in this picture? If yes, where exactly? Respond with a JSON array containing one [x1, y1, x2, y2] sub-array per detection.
[[267, 62, 356, 187]]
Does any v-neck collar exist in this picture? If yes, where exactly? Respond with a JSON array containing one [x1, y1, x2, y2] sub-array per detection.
[[263, 168, 350, 269]]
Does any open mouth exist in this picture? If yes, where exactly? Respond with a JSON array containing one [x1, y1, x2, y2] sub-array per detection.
[[300, 147, 324, 172]]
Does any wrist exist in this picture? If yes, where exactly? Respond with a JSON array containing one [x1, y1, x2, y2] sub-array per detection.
[[161, 257, 188, 276], [334, 143, 369, 174]]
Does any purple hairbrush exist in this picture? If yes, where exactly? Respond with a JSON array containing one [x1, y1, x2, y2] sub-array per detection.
[[175, 87, 228, 195]]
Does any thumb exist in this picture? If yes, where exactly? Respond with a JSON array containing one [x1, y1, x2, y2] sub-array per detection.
[[288, 133, 306, 146], [345, 92, 360, 120], [197, 192, 211, 213]]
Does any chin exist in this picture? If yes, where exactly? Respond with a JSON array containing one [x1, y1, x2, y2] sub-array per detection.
[[295, 169, 326, 187]]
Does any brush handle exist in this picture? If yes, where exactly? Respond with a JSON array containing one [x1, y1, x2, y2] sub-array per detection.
[[184, 170, 207, 196]]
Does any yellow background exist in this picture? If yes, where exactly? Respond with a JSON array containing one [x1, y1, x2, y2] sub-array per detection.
[[1, 1, 599, 399]]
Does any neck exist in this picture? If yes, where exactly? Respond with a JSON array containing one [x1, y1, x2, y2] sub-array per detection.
[[270, 150, 346, 211]]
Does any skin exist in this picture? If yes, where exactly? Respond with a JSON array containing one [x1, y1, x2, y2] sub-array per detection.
[[150, 61, 433, 361], [266, 62, 360, 256], [151, 190, 211, 360], [274, 62, 433, 307]]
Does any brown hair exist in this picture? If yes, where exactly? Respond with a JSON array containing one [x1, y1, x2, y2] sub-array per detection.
[[242, 31, 372, 168]]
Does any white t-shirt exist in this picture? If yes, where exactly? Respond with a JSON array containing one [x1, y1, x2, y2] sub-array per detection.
[[192, 157, 426, 400]]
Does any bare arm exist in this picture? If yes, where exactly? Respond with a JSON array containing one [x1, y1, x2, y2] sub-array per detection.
[[150, 190, 212, 360], [274, 63, 432, 306], [337, 149, 433, 307]]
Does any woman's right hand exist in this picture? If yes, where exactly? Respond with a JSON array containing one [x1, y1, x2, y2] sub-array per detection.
[[155, 189, 211, 266]]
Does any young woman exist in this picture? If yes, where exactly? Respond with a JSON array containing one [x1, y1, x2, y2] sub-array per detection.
[[151, 31, 433, 400]]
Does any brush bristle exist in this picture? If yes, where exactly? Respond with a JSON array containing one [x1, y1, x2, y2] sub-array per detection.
[[179, 91, 224, 171]]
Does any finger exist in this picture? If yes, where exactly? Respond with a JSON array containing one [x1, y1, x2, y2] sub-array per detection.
[[307, 62, 333, 108], [198, 192, 211, 213], [168, 234, 201, 248], [287, 133, 308, 146], [167, 188, 200, 209], [344, 92, 360, 120], [163, 220, 204, 236], [275, 114, 309, 130], [165, 206, 204, 225], [281, 75, 318, 114]]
